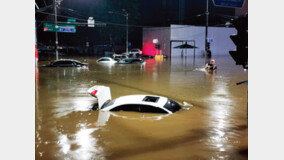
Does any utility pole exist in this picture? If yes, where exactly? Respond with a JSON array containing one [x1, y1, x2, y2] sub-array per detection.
[[205, 0, 209, 51], [126, 12, 129, 54], [54, 0, 59, 60]]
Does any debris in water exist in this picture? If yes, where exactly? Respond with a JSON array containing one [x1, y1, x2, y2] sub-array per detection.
[[183, 101, 193, 107]]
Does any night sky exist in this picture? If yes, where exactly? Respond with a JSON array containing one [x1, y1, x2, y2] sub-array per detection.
[[35, 0, 238, 52]]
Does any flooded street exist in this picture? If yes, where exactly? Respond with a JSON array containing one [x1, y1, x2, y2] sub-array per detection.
[[36, 55, 248, 160]]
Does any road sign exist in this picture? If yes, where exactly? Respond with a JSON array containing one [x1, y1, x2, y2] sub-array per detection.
[[43, 23, 76, 33], [59, 27, 76, 32], [88, 17, 95, 27], [207, 38, 213, 43], [67, 18, 76, 23], [153, 39, 158, 44], [213, 0, 245, 8]]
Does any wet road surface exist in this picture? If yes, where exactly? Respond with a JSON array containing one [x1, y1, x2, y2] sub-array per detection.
[[36, 55, 248, 160]]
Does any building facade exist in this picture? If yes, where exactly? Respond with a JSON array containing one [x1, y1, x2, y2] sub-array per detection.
[[143, 24, 237, 57]]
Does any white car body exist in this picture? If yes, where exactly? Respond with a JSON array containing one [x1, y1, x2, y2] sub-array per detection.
[[121, 49, 142, 58], [129, 49, 142, 55], [100, 95, 171, 113], [97, 57, 117, 63], [87, 85, 181, 114]]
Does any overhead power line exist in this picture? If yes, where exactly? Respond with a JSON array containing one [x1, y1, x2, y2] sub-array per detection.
[[36, 11, 229, 30], [36, 11, 87, 22], [37, 11, 195, 29]]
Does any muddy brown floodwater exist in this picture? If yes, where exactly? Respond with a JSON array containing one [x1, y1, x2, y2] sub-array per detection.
[[36, 55, 248, 160]]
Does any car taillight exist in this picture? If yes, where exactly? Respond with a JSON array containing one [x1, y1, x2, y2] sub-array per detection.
[[83, 65, 88, 68], [139, 50, 142, 54], [91, 90, 98, 96]]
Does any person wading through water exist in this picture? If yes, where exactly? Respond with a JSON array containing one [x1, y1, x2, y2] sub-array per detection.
[[204, 50, 217, 70]]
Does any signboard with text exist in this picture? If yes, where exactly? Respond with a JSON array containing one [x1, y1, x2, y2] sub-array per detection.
[[88, 17, 95, 27], [67, 18, 76, 23], [43, 23, 76, 33], [207, 38, 213, 43], [213, 0, 245, 8], [153, 39, 158, 44]]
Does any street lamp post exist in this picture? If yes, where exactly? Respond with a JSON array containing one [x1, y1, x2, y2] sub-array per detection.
[[54, 0, 59, 60], [108, 10, 129, 54], [205, 0, 209, 52], [126, 12, 129, 54]]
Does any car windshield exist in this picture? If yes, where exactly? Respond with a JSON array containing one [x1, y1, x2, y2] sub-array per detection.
[[163, 99, 181, 113]]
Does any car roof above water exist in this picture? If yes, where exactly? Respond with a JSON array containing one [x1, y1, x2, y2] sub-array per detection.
[[53, 59, 81, 63], [104, 95, 168, 109]]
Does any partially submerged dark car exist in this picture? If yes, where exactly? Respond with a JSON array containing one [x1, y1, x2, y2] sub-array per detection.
[[140, 55, 154, 59], [113, 55, 128, 62], [42, 59, 88, 68], [117, 58, 145, 64]]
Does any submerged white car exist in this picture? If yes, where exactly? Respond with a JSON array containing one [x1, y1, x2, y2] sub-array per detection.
[[88, 85, 181, 114], [97, 57, 117, 63]]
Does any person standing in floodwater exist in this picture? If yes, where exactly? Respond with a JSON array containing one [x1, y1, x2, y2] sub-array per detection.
[[204, 50, 217, 70], [205, 59, 217, 70]]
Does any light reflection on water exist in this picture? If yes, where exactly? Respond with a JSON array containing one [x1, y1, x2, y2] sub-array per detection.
[[206, 80, 233, 159], [36, 55, 247, 160], [53, 96, 94, 118], [57, 126, 104, 160]]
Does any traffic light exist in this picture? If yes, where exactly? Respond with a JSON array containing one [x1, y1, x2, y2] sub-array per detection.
[[155, 44, 160, 49], [229, 15, 248, 69], [207, 42, 211, 50]]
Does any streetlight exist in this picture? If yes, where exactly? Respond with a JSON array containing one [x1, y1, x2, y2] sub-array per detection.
[[108, 10, 129, 54], [54, 0, 63, 60], [205, 0, 209, 52]]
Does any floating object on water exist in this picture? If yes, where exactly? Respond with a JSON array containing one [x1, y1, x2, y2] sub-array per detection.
[[183, 101, 193, 107]]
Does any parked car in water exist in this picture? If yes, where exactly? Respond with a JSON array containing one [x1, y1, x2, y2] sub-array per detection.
[[117, 58, 145, 64], [141, 55, 154, 59], [97, 57, 117, 63], [121, 52, 135, 58], [42, 59, 88, 68], [122, 49, 142, 58], [113, 55, 128, 62], [129, 48, 142, 55]]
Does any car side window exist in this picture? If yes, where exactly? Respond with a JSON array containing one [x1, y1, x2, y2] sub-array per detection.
[[52, 61, 60, 65], [74, 62, 82, 65], [54, 61, 75, 65], [110, 104, 168, 113], [67, 61, 74, 65], [99, 58, 110, 62], [63, 61, 74, 65]]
